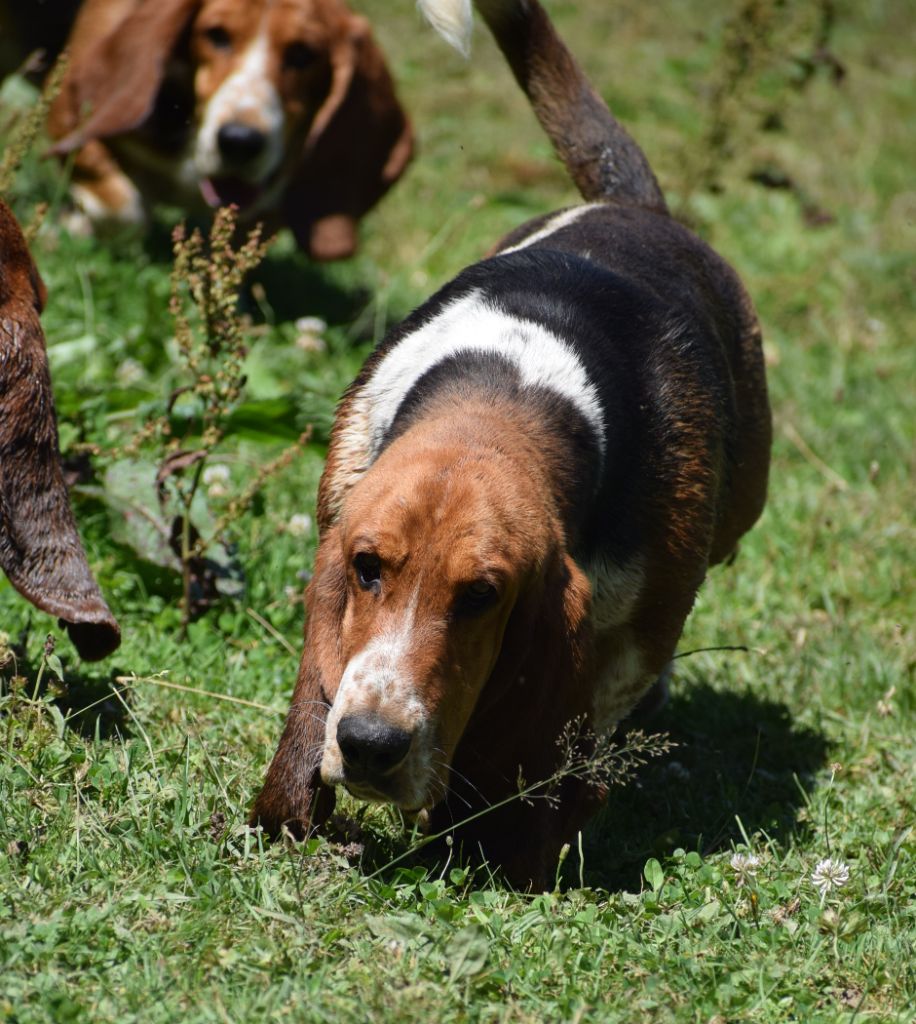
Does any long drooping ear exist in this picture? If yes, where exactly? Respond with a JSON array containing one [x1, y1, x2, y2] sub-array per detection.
[[250, 526, 347, 837], [528, 551, 609, 832], [0, 201, 120, 661], [437, 548, 603, 888], [486, 548, 595, 729], [49, 0, 199, 152], [283, 13, 413, 261]]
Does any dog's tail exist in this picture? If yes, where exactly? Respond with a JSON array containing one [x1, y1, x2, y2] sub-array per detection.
[[418, 0, 666, 211]]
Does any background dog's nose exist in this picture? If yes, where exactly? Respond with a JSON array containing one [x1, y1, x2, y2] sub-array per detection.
[[337, 715, 412, 776], [217, 122, 266, 163]]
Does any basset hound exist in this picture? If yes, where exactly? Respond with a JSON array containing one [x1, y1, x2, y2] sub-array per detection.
[[0, 198, 120, 660], [47, 0, 414, 260], [252, 0, 772, 887]]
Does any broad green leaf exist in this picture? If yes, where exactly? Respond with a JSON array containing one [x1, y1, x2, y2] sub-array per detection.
[[98, 460, 177, 571], [226, 398, 301, 441], [445, 924, 489, 981], [644, 858, 664, 893], [366, 913, 431, 947]]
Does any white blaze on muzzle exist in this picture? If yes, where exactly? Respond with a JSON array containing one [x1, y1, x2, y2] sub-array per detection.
[[194, 27, 285, 183], [321, 590, 434, 799]]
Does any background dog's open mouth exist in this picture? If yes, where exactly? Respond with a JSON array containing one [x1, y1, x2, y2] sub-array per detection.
[[200, 176, 262, 211]]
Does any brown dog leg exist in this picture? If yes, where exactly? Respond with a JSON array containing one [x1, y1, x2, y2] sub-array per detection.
[[250, 659, 337, 839]]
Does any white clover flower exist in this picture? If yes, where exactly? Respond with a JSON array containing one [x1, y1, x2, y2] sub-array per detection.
[[287, 513, 313, 537], [202, 464, 231, 486], [115, 358, 145, 386], [295, 316, 327, 334], [203, 464, 231, 498], [729, 852, 761, 887], [294, 316, 328, 353], [876, 685, 896, 718], [811, 857, 850, 899]]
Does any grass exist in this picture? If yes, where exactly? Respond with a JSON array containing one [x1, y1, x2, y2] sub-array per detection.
[[1, 0, 914, 1020]]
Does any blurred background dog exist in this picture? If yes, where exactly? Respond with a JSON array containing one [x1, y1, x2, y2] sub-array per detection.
[[1, 0, 413, 260]]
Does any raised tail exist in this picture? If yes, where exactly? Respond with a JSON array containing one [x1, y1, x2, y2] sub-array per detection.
[[418, 0, 667, 211]]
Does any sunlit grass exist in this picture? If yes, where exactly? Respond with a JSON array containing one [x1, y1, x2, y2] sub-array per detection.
[[1, 0, 914, 1020]]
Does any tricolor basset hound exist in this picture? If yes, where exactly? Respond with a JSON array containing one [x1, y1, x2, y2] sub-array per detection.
[[252, 0, 772, 887], [47, 0, 414, 260], [0, 198, 120, 660]]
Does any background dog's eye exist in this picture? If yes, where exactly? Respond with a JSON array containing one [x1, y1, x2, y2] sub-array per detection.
[[204, 25, 232, 50], [353, 553, 381, 592], [284, 42, 315, 70], [456, 580, 498, 615]]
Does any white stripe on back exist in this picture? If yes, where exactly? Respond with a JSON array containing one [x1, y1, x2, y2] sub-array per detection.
[[362, 288, 606, 460], [499, 203, 602, 255]]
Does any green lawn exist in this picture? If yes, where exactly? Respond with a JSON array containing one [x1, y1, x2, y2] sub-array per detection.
[[1, 1, 914, 1020]]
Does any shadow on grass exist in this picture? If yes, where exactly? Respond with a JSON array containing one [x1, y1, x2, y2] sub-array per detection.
[[343, 682, 829, 892], [250, 251, 373, 330], [1, 628, 133, 740], [53, 669, 135, 739], [580, 682, 830, 891], [142, 215, 373, 331], [331, 684, 831, 892]]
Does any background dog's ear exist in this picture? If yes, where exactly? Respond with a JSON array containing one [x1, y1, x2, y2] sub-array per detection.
[[250, 527, 347, 837], [284, 14, 414, 261], [49, 0, 199, 152], [0, 202, 120, 661]]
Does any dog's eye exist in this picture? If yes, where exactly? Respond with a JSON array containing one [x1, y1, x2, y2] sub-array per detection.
[[456, 580, 498, 615], [353, 553, 382, 593], [284, 42, 315, 70], [204, 25, 232, 50]]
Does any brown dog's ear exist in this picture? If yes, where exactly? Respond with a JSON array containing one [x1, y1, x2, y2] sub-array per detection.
[[0, 201, 120, 661], [284, 14, 413, 261], [535, 551, 609, 829], [49, 0, 199, 153], [488, 549, 595, 722], [438, 549, 602, 888], [250, 527, 347, 837]]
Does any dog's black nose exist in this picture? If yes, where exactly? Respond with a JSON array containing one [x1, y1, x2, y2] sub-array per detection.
[[337, 715, 412, 777], [217, 122, 266, 163]]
